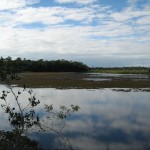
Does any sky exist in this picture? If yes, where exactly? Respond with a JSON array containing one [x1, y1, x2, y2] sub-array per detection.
[[0, 0, 150, 67]]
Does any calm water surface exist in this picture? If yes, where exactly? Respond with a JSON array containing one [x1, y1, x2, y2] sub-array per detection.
[[84, 73, 150, 81], [0, 85, 150, 150]]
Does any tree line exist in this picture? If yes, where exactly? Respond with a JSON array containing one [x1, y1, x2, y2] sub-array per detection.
[[90, 66, 150, 74], [0, 57, 89, 72], [91, 66, 150, 70]]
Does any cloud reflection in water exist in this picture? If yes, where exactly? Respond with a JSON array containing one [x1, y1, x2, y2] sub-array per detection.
[[0, 86, 150, 150]]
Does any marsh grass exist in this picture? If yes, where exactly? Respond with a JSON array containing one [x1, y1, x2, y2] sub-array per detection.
[[90, 69, 149, 74], [6, 72, 150, 89]]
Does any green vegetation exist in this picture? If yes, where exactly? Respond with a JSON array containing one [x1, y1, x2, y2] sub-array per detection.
[[1, 56, 149, 74], [0, 130, 40, 150], [0, 57, 89, 73], [5, 72, 150, 89], [90, 67, 150, 74], [0, 56, 150, 89]]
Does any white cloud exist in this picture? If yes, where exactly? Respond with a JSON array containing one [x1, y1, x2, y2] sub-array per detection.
[[14, 7, 64, 25], [14, 7, 95, 25], [110, 7, 150, 22], [127, 0, 137, 5], [0, 24, 149, 61], [0, 1, 149, 66], [0, 0, 40, 10], [136, 16, 150, 25], [1, 5, 108, 26], [55, 0, 98, 5]]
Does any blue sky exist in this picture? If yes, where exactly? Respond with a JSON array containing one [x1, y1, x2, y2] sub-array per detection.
[[0, 0, 150, 67]]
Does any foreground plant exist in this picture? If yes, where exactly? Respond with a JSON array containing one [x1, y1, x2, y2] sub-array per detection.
[[0, 88, 40, 133], [0, 68, 80, 149], [0, 130, 41, 150]]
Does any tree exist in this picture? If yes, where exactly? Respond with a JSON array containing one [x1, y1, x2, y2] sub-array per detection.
[[0, 66, 80, 149], [0, 57, 89, 72]]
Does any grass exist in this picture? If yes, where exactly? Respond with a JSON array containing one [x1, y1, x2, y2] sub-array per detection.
[[90, 69, 149, 74], [8, 72, 150, 89]]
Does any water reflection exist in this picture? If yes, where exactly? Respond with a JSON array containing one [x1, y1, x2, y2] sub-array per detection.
[[85, 73, 150, 81], [88, 73, 149, 79], [83, 78, 112, 81], [0, 85, 150, 150]]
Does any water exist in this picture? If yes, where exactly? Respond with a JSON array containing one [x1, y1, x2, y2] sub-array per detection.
[[0, 85, 150, 150], [87, 73, 149, 79], [84, 73, 150, 81]]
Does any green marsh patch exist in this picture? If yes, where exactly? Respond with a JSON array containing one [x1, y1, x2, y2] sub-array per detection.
[[7, 72, 150, 89]]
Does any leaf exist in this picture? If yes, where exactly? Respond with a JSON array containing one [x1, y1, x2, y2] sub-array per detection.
[[44, 104, 53, 112]]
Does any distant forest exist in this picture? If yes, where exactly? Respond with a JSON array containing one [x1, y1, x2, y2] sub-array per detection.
[[90, 66, 150, 74], [91, 66, 150, 70], [0, 57, 150, 73], [0, 57, 89, 72]]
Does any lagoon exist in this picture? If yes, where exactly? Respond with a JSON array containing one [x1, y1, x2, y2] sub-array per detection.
[[0, 85, 150, 150]]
